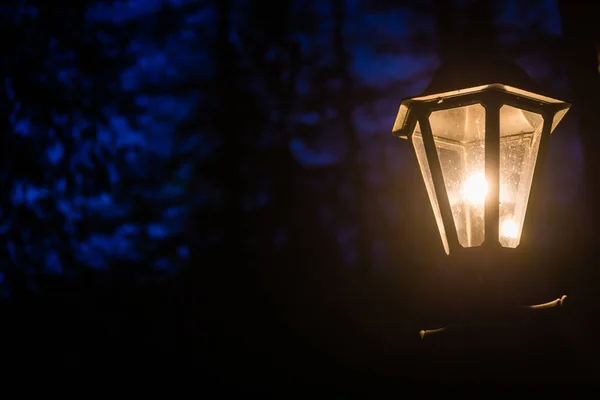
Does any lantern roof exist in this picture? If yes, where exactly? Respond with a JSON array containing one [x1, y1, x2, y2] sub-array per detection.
[[392, 56, 571, 140]]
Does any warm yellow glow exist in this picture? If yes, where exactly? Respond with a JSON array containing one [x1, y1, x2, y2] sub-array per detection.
[[430, 104, 486, 247], [500, 219, 519, 239], [462, 172, 487, 205], [396, 84, 570, 254]]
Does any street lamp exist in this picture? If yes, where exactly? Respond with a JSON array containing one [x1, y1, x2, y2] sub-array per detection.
[[393, 61, 570, 255], [392, 58, 571, 338]]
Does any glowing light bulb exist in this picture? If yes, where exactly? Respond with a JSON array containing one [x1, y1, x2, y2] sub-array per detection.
[[500, 219, 519, 239], [462, 172, 488, 205]]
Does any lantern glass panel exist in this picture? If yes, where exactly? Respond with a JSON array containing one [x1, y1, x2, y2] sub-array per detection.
[[429, 104, 486, 248], [498, 106, 544, 248]]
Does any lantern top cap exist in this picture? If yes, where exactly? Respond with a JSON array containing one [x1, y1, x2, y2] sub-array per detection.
[[422, 56, 541, 95], [392, 83, 570, 139]]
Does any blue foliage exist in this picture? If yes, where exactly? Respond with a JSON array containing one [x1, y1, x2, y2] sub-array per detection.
[[46, 142, 65, 165], [289, 138, 340, 168], [45, 251, 63, 274], [177, 245, 189, 259], [0, 0, 213, 292]]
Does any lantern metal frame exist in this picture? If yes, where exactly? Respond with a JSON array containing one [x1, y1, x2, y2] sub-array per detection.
[[393, 83, 571, 257], [393, 83, 571, 339]]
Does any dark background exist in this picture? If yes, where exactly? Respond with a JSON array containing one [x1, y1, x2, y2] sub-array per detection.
[[1, 0, 599, 389]]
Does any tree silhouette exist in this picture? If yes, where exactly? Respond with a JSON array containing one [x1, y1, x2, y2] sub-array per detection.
[[558, 1, 600, 249]]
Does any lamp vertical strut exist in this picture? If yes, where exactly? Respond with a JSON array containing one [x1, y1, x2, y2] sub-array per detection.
[[419, 109, 460, 251], [484, 99, 501, 247]]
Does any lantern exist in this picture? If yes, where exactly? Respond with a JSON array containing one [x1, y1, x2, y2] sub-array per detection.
[[393, 60, 570, 255]]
